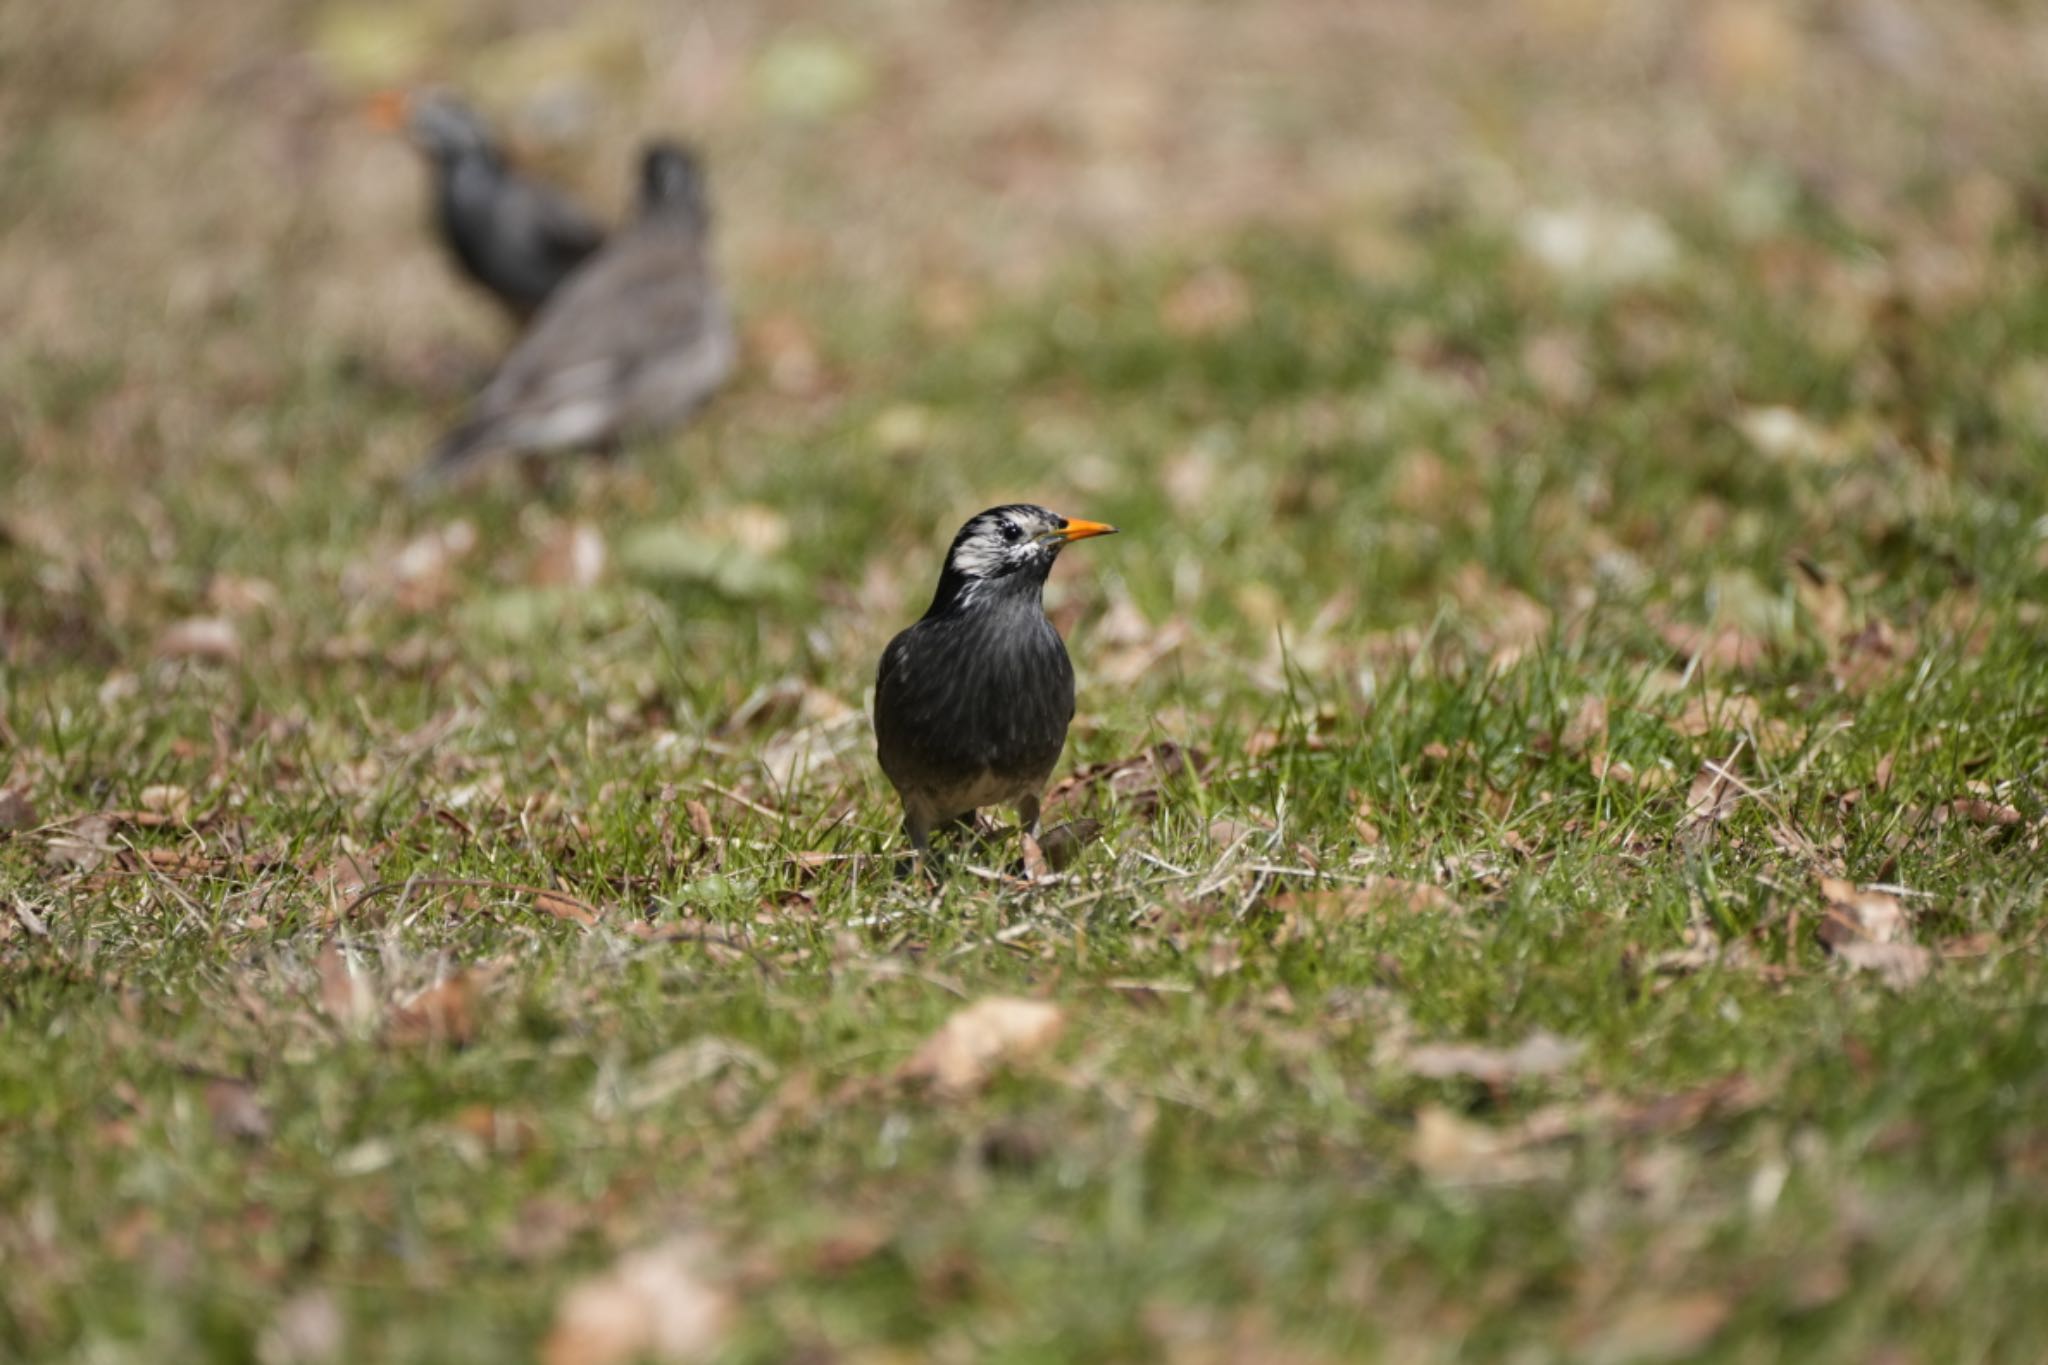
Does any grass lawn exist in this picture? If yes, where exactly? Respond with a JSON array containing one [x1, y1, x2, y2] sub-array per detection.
[[7, 3, 2048, 1361]]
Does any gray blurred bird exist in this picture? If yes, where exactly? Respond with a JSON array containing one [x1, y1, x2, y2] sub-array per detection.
[[418, 141, 736, 486], [874, 505, 1118, 859], [373, 89, 606, 323]]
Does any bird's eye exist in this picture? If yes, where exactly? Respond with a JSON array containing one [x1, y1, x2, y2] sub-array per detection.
[[998, 520, 1023, 544]]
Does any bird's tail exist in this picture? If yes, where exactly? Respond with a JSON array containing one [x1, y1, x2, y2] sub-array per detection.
[[409, 416, 502, 495]]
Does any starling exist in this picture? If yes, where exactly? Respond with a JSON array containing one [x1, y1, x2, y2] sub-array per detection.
[[874, 505, 1118, 859], [417, 141, 736, 486], [373, 89, 606, 322]]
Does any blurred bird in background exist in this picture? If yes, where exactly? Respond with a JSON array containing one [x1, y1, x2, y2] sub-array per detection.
[[875, 505, 1119, 865], [416, 141, 736, 487], [371, 88, 606, 324]]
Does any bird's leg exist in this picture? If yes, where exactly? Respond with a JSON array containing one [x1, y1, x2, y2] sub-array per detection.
[[905, 809, 934, 857], [1015, 794, 1050, 883], [900, 808, 940, 884]]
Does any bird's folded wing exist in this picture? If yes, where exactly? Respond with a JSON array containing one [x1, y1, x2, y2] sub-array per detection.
[[479, 232, 721, 409]]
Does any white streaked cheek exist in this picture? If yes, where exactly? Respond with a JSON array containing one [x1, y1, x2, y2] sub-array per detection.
[[949, 538, 1007, 578]]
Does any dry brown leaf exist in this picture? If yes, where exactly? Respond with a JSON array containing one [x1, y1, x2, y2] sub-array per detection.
[[917, 277, 981, 335], [9, 899, 49, 938], [1589, 755, 1679, 793], [1520, 204, 1679, 289], [93, 807, 180, 829], [312, 852, 378, 902], [1816, 876, 1906, 946], [903, 997, 1066, 1094], [1036, 819, 1101, 872], [502, 1195, 585, 1264], [808, 1220, 895, 1277], [205, 573, 280, 618], [1647, 926, 1758, 978], [317, 944, 377, 1030], [1045, 742, 1210, 817], [1207, 815, 1274, 847], [1832, 619, 1914, 694], [1160, 266, 1252, 336], [156, 616, 241, 663], [699, 501, 776, 559], [1404, 1030, 1585, 1083], [363, 521, 477, 612], [1940, 932, 1999, 959], [257, 1287, 345, 1365], [1738, 405, 1835, 463], [1658, 618, 1767, 672], [203, 1078, 272, 1144], [1817, 876, 1931, 987], [452, 1105, 539, 1157], [1451, 564, 1552, 665], [542, 1235, 734, 1365], [1246, 716, 1337, 760], [750, 311, 825, 397], [45, 814, 117, 873], [1679, 754, 1746, 845], [533, 891, 599, 926], [141, 847, 224, 877], [1942, 798, 2022, 828], [1243, 729, 1285, 759], [1670, 691, 1761, 739], [389, 973, 478, 1047], [530, 522, 608, 589], [1615, 1075, 1765, 1135], [1410, 1105, 1554, 1184], [1793, 559, 1852, 644], [1583, 1289, 1731, 1364], [0, 787, 40, 833], [1416, 740, 1473, 768], [1522, 329, 1591, 406], [1275, 878, 1460, 920], [1020, 832, 1052, 883], [1561, 696, 1610, 754], [140, 784, 191, 820], [1832, 940, 1931, 988], [1387, 448, 1456, 518]]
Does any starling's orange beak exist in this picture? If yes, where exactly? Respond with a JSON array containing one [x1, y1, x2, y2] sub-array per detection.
[[1056, 518, 1118, 542], [366, 89, 410, 133]]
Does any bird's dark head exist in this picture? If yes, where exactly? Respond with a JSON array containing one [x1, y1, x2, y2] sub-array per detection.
[[639, 141, 711, 226], [931, 504, 1117, 611], [374, 89, 496, 164]]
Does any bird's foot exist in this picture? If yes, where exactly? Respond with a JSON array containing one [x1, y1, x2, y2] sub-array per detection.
[[895, 847, 943, 887]]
